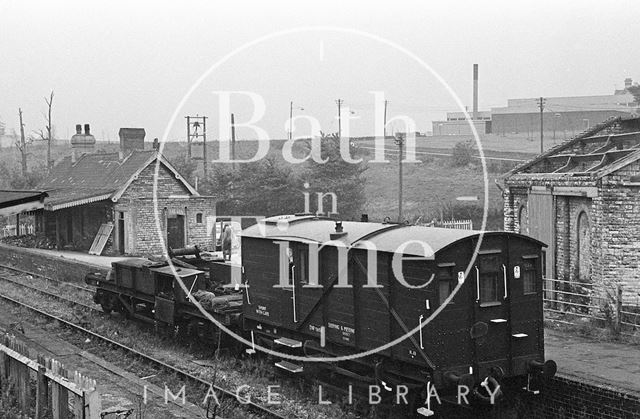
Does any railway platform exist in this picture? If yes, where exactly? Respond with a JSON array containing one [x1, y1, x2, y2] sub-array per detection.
[[545, 329, 640, 396], [4, 246, 131, 268]]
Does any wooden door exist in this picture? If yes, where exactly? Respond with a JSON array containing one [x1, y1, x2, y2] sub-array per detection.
[[527, 192, 554, 280], [473, 249, 510, 376], [167, 215, 185, 250]]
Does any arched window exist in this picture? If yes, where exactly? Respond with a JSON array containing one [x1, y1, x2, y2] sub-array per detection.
[[518, 204, 529, 235], [577, 211, 591, 282]]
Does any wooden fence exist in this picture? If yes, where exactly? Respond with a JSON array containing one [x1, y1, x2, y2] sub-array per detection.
[[0, 334, 101, 418], [543, 278, 640, 335]]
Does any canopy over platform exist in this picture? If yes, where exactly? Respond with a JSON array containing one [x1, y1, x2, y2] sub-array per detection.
[[0, 190, 48, 217]]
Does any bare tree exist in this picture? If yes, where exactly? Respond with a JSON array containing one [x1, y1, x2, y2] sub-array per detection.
[[15, 108, 31, 177], [32, 91, 55, 170], [44, 91, 54, 169]]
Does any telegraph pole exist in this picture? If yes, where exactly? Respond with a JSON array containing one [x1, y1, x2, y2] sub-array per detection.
[[336, 99, 343, 138], [289, 101, 293, 141], [202, 117, 208, 177], [185, 115, 208, 176], [394, 132, 405, 223], [383, 100, 388, 139], [537, 97, 546, 154], [231, 113, 236, 169]]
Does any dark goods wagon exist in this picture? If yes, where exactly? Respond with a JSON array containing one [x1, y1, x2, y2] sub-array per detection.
[[86, 257, 243, 342], [241, 215, 556, 416]]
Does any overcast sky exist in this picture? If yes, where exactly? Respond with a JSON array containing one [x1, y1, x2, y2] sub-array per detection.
[[1, 0, 639, 141]]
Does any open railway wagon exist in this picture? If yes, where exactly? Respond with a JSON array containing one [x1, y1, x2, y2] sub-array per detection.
[[85, 252, 243, 342], [241, 215, 557, 416]]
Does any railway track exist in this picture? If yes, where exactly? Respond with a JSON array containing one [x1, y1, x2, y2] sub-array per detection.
[[0, 263, 94, 293], [0, 265, 99, 313], [0, 270, 286, 419]]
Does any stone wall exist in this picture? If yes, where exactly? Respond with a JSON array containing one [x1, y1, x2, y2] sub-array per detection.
[[115, 160, 216, 256], [128, 197, 216, 255], [595, 162, 640, 302], [503, 184, 596, 286], [0, 243, 108, 283], [504, 168, 640, 303], [503, 187, 528, 233]]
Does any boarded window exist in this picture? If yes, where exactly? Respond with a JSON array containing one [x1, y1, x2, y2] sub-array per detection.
[[577, 211, 591, 282], [522, 259, 537, 294], [196, 213, 203, 224], [518, 205, 529, 235]]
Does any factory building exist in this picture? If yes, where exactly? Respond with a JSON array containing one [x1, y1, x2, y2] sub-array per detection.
[[491, 79, 637, 138]]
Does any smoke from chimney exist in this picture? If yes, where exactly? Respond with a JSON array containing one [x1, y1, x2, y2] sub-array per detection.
[[473, 64, 479, 120]]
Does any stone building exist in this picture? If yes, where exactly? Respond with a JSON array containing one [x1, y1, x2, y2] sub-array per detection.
[[501, 116, 640, 302], [29, 124, 215, 255]]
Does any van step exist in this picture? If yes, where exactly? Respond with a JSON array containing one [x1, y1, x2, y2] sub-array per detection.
[[275, 360, 303, 373], [416, 407, 435, 417], [274, 337, 302, 348], [512, 333, 528, 338]]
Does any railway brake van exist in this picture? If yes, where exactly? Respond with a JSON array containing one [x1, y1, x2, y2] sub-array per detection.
[[241, 215, 556, 414]]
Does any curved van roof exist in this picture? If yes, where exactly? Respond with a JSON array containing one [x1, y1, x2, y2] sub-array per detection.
[[242, 215, 545, 259]]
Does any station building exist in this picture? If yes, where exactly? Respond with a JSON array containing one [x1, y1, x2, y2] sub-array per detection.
[[501, 115, 640, 302], [2, 125, 216, 256]]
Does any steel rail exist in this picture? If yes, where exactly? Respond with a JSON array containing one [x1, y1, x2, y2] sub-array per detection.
[[0, 262, 94, 293], [0, 268, 99, 313], [0, 290, 286, 419]]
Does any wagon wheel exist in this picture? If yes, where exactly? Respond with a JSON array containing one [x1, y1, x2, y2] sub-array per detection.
[[100, 302, 113, 314], [189, 319, 222, 347], [154, 320, 170, 337], [173, 320, 189, 340]]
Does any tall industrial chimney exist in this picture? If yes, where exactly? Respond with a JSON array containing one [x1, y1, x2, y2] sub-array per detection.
[[473, 64, 479, 121]]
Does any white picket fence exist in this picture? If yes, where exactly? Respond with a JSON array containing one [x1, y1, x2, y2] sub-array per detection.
[[438, 219, 474, 230], [1, 224, 34, 237]]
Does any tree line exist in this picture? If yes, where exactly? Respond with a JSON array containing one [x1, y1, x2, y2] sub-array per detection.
[[171, 133, 368, 221]]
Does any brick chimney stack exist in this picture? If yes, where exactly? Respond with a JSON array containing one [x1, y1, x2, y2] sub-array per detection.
[[118, 128, 146, 158], [70, 123, 96, 162]]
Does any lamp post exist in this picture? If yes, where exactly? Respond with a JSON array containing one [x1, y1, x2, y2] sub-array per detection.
[[289, 102, 304, 140], [394, 133, 405, 223]]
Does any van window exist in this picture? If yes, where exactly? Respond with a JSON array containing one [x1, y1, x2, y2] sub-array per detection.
[[297, 246, 308, 285], [437, 265, 454, 305], [479, 255, 500, 304]]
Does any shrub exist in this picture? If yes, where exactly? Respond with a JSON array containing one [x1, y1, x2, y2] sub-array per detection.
[[452, 140, 474, 167]]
